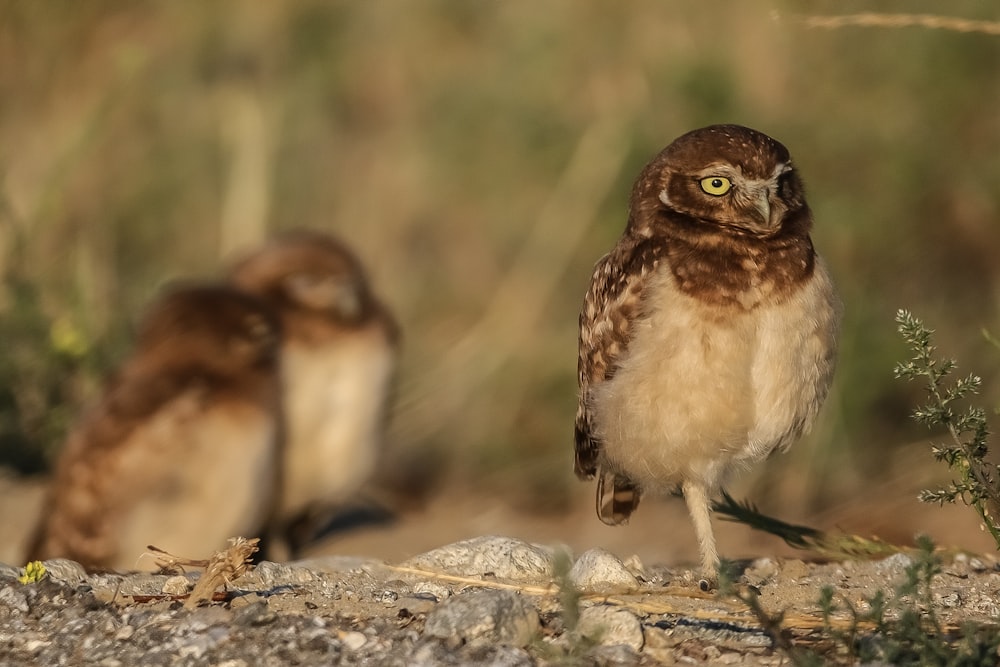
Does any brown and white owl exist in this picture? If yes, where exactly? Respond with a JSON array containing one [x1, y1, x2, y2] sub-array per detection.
[[29, 284, 282, 571], [575, 124, 840, 584], [227, 230, 398, 553]]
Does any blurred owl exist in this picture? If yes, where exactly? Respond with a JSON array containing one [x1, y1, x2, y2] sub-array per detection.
[[29, 284, 282, 571], [575, 124, 840, 583], [227, 230, 398, 553]]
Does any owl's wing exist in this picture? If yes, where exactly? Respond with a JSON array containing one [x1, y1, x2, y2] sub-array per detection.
[[27, 376, 203, 568], [32, 380, 278, 570], [575, 235, 665, 524]]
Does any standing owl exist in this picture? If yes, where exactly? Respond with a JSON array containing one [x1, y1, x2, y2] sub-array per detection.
[[575, 124, 840, 584], [29, 284, 282, 571], [227, 230, 398, 554]]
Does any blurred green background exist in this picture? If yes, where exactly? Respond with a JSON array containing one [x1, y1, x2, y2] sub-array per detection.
[[0, 1, 997, 529]]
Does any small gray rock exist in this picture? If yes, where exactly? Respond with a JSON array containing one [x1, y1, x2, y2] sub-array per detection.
[[38, 559, 88, 586], [340, 630, 367, 651], [413, 581, 451, 601], [875, 552, 914, 575], [588, 643, 641, 664], [424, 589, 540, 647], [293, 555, 387, 576], [404, 536, 553, 583], [574, 605, 643, 651], [248, 560, 316, 587], [397, 595, 437, 615], [569, 549, 638, 593], [0, 585, 30, 614], [161, 575, 190, 596]]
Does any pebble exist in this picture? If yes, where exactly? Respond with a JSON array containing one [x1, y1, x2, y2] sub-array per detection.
[[875, 552, 914, 575], [622, 554, 646, 579], [340, 630, 367, 651], [574, 605, 643, 651], [232, 600, 276, 627], [404, 536, 553, 583], [37, 559, 88, 585], [743, 558, 779, 586], [423, 589, 540, 647], [413, 581, 451, 601], [0, 585, 30, 614], [396, 596, 437, 615], [161, 576, 190, 596], [569, 548, 638, 593], [249, 560, 316, 587], [589, 644, 640, 664], [295, 555, 389, 578]]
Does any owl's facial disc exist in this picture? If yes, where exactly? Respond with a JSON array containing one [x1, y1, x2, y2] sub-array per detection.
[[285, 272, 363, 320], [658, 161, 794, 235]]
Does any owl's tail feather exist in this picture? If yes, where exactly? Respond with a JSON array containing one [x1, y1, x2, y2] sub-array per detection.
[[596, 471, 641, 525]]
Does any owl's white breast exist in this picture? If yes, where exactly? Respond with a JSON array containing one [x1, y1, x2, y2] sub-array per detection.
[[114, 395, 279, 570], [278, 327, 395, 519], [592, 258, 838, 494]]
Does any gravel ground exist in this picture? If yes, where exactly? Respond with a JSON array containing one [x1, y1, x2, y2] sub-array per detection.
[[2, 535, 999, 666]]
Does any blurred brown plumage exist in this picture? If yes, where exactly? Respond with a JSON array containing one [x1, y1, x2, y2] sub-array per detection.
[[29, 285, 282, 571], [575, 125, 841, 582], [228, 230, 398, 554]]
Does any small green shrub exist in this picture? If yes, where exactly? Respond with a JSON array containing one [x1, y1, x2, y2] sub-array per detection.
[[894, 310, 1000, 548]]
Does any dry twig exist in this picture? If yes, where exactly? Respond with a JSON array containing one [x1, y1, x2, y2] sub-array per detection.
[[788, 13, 1000, 36], [147, 537, 260, 609]]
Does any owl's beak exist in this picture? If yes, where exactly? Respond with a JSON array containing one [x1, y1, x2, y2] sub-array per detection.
[[750, 182, 787, 233], [753, 194, 771, 226]]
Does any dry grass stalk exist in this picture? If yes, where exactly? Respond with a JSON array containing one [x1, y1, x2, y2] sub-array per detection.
[[792, 13, 1000, 36], [147, 537, 260, 609]]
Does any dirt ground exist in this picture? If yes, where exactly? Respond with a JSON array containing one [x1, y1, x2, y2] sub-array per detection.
[[2, 467, 999, 665], [2, 465, 995, 571]]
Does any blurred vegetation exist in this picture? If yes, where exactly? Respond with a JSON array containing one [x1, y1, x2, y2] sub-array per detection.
[[0, 1, 997, 520]]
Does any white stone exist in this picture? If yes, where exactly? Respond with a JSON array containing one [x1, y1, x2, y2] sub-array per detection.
[[574, 605, 644, 651], [404, 536, 553, 583], [39, 559, 88, 585], [569, 548, 638, 593], [423, 589, 540, 647], [340, 630, 367, 651], [413, 581, 451, 601], [161, 576, 191, 596], [0, 586, 29, 614]]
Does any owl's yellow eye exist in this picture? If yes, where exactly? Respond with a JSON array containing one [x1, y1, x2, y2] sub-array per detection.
[[699, 176, 732, 196]]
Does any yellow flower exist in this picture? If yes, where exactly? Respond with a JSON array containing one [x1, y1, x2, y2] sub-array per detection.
[[50, 317, 88, 359], [18, 560, 47, 584]]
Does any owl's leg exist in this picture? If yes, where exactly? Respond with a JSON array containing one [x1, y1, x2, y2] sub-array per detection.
[[681, 479, 719, 587]]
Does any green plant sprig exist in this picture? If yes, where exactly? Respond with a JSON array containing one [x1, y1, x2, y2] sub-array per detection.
[[893, 309, 1000, 548]]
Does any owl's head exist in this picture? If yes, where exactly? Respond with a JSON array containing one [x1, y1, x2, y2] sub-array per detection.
[[629, 124, 810, 238], [228, 230, 375, 326]]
